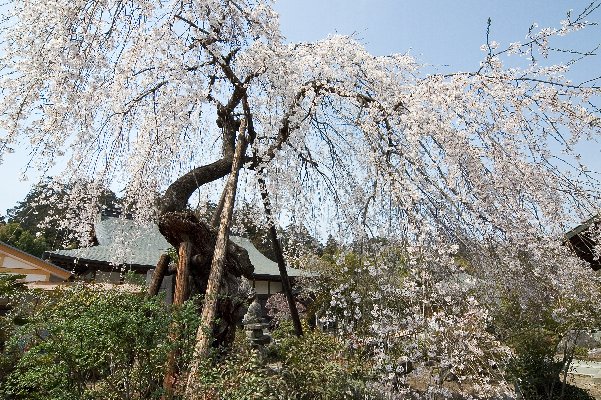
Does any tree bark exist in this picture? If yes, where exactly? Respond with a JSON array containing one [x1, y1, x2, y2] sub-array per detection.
[[258, 175, 303, 337], [161, 158, 234, 214], [210, 185, 228, 228], [147, 253, 171, 297], [158, 212, 254, 280], [173, 241, 192, 305], [184, 119, 247, 398], [162, 241, 192, 399]]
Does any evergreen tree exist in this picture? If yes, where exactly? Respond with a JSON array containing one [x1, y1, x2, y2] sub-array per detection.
[[0, 223, 48, 258], [6, 181, 120, 249]]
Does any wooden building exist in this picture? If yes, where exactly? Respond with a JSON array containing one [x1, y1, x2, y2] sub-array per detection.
[[0, 241, 72, 285], [44, 216, 309, 300], [565, 215, 601, 271]]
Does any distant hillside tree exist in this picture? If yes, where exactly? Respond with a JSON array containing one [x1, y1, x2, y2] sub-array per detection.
[[6, 181, 120, 248], [0, 223, 48, 258]]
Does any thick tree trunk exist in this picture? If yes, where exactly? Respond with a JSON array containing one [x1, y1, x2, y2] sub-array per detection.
[[258, 176, 303, 337], [184, 119, 247, 398], [147, 253, 170, 297], [161, 158, 234, 214], [158, 211, 254, 355], [158, 213, 253, 280]]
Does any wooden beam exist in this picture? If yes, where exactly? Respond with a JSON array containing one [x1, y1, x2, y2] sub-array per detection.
[[148, 253, 171, 297]]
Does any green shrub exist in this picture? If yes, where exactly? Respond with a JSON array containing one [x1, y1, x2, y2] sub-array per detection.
[[273, 327, 373, 399], [191, 325, 374, 400], [0, 285, 200, 400], [496, 296, 596, 400], [0, 274, 29, 384], [507, 330, 594, 400], [268, 318, 309, 341], [191, 344, 284, 400]]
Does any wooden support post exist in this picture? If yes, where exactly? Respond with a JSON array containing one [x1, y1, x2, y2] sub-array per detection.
[[210, 186, 228, 229], [162, 241, 192, 399], [184, 119, 247, 399], [147, 253, 170, 297], [173, 241, 192, 306], [258, 175, 303, 337]]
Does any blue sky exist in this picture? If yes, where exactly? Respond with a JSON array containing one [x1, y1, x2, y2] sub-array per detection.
[[275, 0, 600, 69], [1, 0, 600, 215]]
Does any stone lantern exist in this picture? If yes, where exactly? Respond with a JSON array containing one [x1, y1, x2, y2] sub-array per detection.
[[242, 296, 271, 346]]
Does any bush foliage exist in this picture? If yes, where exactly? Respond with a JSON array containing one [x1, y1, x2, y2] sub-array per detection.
[[0, 285, 200, 400], [0, 283, 374, 400]]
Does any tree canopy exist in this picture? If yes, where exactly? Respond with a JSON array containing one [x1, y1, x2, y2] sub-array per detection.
[[0, 0, 599, 252], [0, 223, 48, 257], [0, 0, 600, 308]]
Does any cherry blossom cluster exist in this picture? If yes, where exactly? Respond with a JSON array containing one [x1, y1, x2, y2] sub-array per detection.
[[310, 245, 514, 398]]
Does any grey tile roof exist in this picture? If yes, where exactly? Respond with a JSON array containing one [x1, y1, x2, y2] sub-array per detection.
[[50, 217, 171, 267], [230, 236, 308, 277], [48, 217, 309, 278]]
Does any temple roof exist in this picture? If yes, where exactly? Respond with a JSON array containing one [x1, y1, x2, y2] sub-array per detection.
[[565, 215, 600, 271], [46, 216, 309, 278]]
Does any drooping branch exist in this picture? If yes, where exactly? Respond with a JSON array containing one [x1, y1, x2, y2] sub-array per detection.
[[249, 79, 401, 170], [248, 84, 314, 170]]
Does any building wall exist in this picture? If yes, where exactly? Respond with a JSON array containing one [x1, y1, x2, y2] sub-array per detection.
[[0, 244, 71, 283], [0, 253, 50, 282], [96, 271, 121, 283], [253, 279, 283, 295]]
